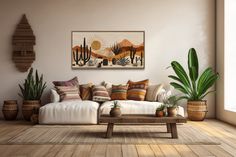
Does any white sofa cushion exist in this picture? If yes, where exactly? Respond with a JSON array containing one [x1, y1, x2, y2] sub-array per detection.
[[39, 100, 99, 124], [100, 100, 185, 117], [50, 89, 60, 103]]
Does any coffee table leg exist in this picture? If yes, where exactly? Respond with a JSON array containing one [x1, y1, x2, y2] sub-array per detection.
[[106, 123, 114, 138], [166, 123, 171, 133], [170, 123, 178, 138]]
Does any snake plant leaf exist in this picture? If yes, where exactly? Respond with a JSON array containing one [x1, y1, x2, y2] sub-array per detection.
[[188, 48, 199, 81], [198, 74, 219, 98], [171, 61, 191, 88]]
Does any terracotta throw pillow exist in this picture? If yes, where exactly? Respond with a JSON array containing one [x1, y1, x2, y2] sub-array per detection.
[[145, 84, 164, 101], [92, 85, 111, 102], [55, 86, 81, 102], [79, 83, 93, 100], [111, 84, 128, 100], [127, 79, 149, 101], [53, 77, 78, 86]]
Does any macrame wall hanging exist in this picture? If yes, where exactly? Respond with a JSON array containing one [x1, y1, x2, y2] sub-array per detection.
[[12, 14, 36, 72]]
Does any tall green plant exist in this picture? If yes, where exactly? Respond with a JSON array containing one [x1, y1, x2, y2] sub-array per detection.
[[169, 48, 219, 101], [19, 68, 47, 100]]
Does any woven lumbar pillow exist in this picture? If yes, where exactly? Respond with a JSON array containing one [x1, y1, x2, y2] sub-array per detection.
[[55, 86, 81, 102], [79, 83, 93, 100], [127, 79, 149, 101], [145, 84, 164, 101], [92, 85, 111, 102], [111, 84, 129, 100]]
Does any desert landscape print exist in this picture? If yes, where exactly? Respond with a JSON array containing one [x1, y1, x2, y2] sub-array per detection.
[[71, 31, 144, 69]]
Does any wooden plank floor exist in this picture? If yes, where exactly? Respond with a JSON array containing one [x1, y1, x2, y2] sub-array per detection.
[[0, 119, 235, 157]]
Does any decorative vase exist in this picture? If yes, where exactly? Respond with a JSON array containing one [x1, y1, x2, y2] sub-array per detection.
[[155, 110, 164, 117], [167, 107, 178, 117], [110, 108, 121, 117], [2, 100, 18, 120], [22, 100, 41, 121], [187, 100, 207, 121]]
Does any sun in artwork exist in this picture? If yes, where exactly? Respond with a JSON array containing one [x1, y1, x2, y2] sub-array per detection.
[[91, 40, 101, 50]]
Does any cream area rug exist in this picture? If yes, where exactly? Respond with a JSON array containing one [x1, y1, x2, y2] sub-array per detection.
[[6, 124, 220, 145]]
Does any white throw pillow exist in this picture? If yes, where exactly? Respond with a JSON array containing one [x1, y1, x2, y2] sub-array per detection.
[[157, 89, 172, 102], [145, 84, 164, 101], [50, 89, 60, 103]]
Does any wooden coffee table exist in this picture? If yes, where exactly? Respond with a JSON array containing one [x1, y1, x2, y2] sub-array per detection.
[[99, 115, 187, 139]]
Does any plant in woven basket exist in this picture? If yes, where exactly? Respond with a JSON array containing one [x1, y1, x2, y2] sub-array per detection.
[[18, 68, 47, 121], [168, 48, 219, 120]]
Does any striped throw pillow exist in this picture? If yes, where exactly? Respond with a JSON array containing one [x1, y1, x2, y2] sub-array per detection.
[[127, 79, 149, 101], [111, 84, 128, 100], [55, 86, 81, 102], [79, 83, 93, 100], [53, 77, 78, 86], [92, 85, 111, 102]]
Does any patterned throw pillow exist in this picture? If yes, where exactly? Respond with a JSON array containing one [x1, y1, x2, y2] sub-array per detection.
[[127, 79, 149, 101], [53, 77, 78, 86], [79, 83, 93, 100], [111, 84, 128, 100], [145, 84, 164, 101], [92, 85, 111, 102], [55, 86, 81, 102]]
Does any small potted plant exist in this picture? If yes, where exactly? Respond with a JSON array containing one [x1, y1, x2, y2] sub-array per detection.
[[110, 101, 121, 117], [155, 104, 166, 117], [167, 96, 179, 117], [19, 68, 47, 121]]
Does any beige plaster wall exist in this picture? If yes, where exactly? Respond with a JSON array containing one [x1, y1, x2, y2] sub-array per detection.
[[0, 0, 215, 119]]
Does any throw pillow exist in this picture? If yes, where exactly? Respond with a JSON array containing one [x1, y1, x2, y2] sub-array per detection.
[[55, 86, 81, 102], [127, 79, 149, 101], [92, 85, 111, 102], [50, 89, 60, 103], [145, 84, 164, 101], [111, 84, 128, 100], [53, 77, 78, 86], [101, 81, 112, 96], [79, 83, 93, 100]]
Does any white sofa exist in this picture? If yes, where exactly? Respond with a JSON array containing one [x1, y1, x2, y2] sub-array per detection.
[[39, 100, 100, 124]]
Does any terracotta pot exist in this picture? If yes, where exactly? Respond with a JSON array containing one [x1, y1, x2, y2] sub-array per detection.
[[110, 108, 121, 117], [2, 100, 18, 120], [155, 110, 164, 117], [167, 107, 178, 117], [187, 100, 207, 121], [22, 100, 41, 121]]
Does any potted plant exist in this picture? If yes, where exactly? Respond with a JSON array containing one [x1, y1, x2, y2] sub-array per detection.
[[110, 101, 121, 117], [168, 48, 219, 121], [155, 104, 166, 117], [19, 68, 47, 121], [166, 96, 178, 117]]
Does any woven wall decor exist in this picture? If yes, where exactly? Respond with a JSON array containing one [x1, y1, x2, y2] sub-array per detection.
[[12, 14, 36, 72]]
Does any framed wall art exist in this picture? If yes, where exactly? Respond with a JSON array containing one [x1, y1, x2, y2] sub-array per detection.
[[71, 31, 145, 69]]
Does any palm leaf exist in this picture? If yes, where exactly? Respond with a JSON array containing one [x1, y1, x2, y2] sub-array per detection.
[[188, 48, 199, 81]]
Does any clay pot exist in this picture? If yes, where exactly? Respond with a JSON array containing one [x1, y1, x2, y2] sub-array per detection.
[[110, 108, 121, 117], [187, 100, 207, 121], [167, 107, 178, 117], [2, 100, 18, 120], [155, 110, 164, 117], [22, 100, 41, 121]]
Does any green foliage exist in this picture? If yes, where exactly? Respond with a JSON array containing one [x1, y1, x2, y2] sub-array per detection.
[[19, 68, 47, 100], [112, 101, 121, 108], [156, 104, 166, 111], [169, 48, 219, 101]]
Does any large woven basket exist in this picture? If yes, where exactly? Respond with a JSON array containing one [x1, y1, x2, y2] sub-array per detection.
[[187, 100, 207, 121]]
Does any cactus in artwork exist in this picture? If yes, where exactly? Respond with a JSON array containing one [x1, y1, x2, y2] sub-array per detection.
[[135, 51, 143, 66], [111, 43, 122, 55], [129, 46, 136, 64], [117, 57, 130, 66], [73, 37, 91, 66]]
